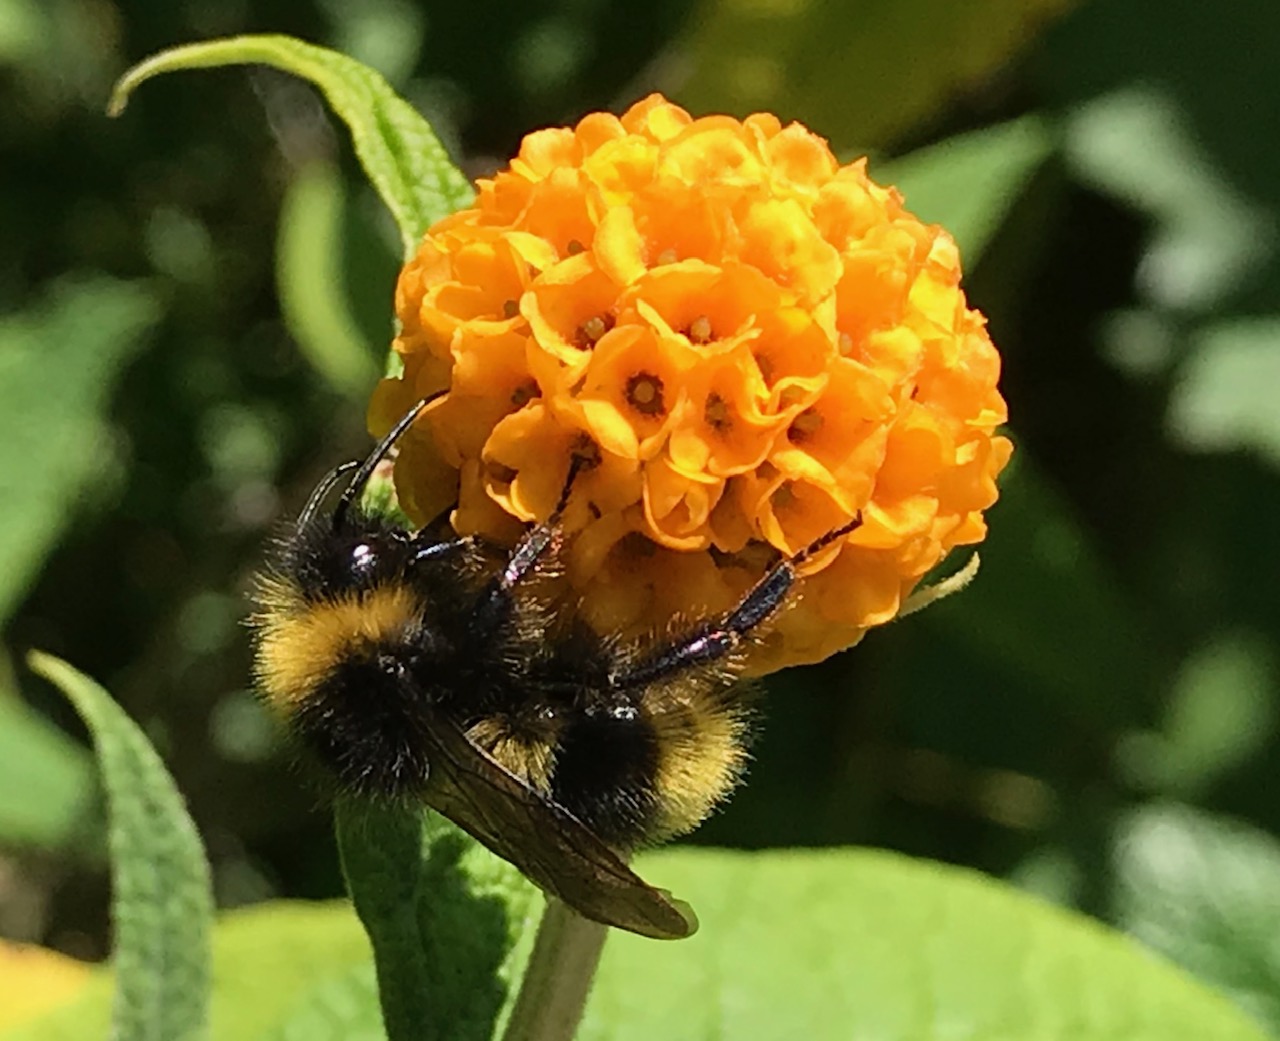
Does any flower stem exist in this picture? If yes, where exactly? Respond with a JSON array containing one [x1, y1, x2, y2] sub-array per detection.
[[501, 898, 608, 1041]]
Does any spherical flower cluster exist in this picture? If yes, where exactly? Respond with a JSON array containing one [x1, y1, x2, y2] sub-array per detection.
[[370, 94, 1012, 674]]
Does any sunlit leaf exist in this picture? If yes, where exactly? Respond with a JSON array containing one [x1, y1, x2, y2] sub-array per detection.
[[277, 160, 380, 396], [26, 652, 212, 1041], [335, 802, 540, 1041], [109, 34, 472, 258], [0, 903, 377, 1041], [0, 688, 95, 851], [585, 846, 1267, 1040], [0, 942, 92, 1033]]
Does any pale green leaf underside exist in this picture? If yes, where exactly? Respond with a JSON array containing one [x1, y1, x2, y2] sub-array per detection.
[[26, 653, 213, 1041], [583, 847, 1268, 1041], [109, 34, 473, 258]]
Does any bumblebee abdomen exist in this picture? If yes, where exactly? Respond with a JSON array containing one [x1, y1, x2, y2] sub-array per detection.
[[549, 704, 663, 849], [538, 683, 751, 850]]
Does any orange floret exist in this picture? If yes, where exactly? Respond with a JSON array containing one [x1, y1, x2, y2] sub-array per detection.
[[371, 94, 1012, 674]]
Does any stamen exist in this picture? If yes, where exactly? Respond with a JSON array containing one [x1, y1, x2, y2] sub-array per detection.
[[688, 315, 713, 344], [626, 372, 666, 416], [576, 314, 613, 348], [704, 393, 731, 431]]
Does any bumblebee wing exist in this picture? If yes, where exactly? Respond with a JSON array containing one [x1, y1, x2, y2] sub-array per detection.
[[417, 710, 697, 940]]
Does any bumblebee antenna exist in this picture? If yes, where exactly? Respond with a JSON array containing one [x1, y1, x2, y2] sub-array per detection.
[[331, 393, 444, 531], [297, 460, 360, 531]]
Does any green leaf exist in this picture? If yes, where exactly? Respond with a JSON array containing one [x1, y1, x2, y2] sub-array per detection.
[[0, 277, 159, 626], [0, 688, 96, 850], [209, 903, 378, 1040], [1167, 317, 1280, 468], [335, 801, 541, 1041], [276, 160, 380, 396], [675, 0, 1078, 149], [109, 34, 473, 258], [0, 902, 378, 1041], [880, 116, 1056, 267], [26, 652, 213, 1041], [583, 846, 1266, 1040], [1115, 804, 1280, 1035]]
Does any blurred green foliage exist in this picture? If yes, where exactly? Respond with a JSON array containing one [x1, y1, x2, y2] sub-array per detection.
[[3, 0, 1280, 1032]]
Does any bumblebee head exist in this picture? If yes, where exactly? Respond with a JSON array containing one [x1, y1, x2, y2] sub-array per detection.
[[252, 394, 455, 797]]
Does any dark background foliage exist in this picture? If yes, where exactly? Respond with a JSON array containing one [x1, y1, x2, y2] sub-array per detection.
[[3, 0, 1280, 1019]]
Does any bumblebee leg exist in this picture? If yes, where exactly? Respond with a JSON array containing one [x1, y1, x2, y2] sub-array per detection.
[[613, 514, 863, 688], [410, 536, 480, 566], [493, 453, 588, 592], [469, 454, 589, 632]]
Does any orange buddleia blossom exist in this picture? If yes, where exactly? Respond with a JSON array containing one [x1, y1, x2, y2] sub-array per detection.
[[369, 94, 1012, 674]]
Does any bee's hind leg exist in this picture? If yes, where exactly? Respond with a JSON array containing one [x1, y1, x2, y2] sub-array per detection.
[[611, 514, 864, 688]]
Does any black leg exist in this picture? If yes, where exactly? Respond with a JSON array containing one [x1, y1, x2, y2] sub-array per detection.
[[471, 454, 589, 630], [611, 513, 863, 689], [494, 453, 588, 593]]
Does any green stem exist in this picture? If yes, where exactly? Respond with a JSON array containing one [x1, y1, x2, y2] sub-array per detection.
[[501, 898, 608, 1041]]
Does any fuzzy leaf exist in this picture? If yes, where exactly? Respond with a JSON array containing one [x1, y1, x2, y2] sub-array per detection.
[[26, 652, 213, 1041], [583, 846, 1267, 1040], [335, 801, 541, 1041], [109, 34, 472, 257]]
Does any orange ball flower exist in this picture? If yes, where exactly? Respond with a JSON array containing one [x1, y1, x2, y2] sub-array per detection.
[[370, 94, 1012, 674]]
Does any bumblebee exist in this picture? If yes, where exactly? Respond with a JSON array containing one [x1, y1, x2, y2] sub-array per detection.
[[251, 397, 861, 939]]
